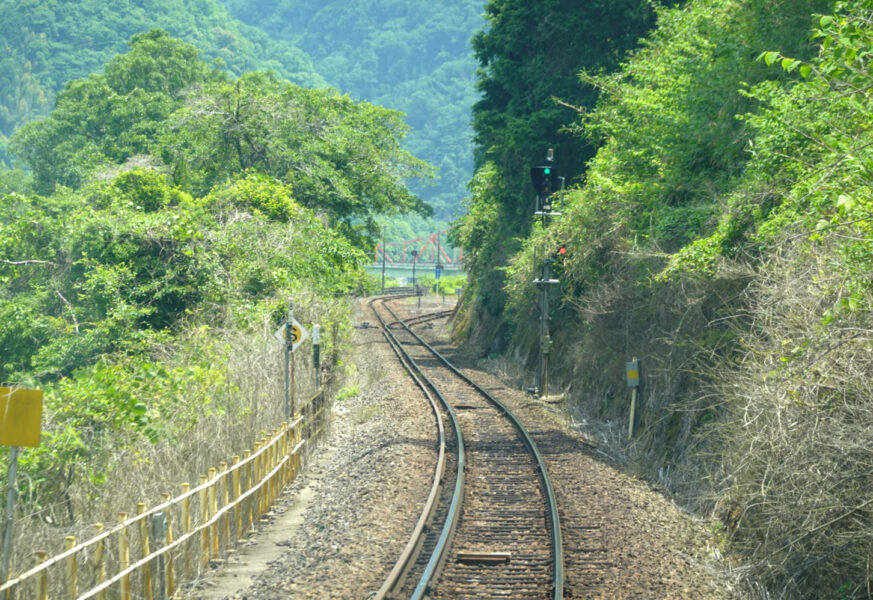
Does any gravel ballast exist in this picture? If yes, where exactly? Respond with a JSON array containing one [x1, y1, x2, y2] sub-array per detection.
[[187, 296, 737, 599]]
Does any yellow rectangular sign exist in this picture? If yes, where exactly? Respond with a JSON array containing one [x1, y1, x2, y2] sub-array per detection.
[[0, 387, 43, 447]]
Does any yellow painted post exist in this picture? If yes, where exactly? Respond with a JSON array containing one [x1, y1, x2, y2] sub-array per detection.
[[220, 462, 230, 550], [161, 492, 175, 598], [626, 359, 641, 438], [34, 551, 48, 600], [243, 450, 253, 533], [208, 468, 219, 559], [118, 512, 131, 600], [262, 436, 270, 512], [294, 420, 302, 478], [232, 456, 242, 541], [289, 423, 296, 481], [94, 523, 106, 600], [180, 483, 191, 581], [275, 430, 281, 499], [267, 437, 275, 506], [281, 425, 289, 487], [199, 475, 209, 568], [252, 442, 262, 526], [263, 436, 271, 513], [257, 439, 265, 516], [137, 503, 153, 600], [64, 536, 77, 600]]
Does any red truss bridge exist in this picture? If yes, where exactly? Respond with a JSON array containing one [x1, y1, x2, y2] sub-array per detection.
[[373, 228, 463, 268]]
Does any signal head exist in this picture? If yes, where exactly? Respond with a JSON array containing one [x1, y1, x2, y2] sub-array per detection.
[[530, 162, 558, 198]]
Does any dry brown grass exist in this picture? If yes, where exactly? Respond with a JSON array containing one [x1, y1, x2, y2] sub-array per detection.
[[704, 238, 873, 598]]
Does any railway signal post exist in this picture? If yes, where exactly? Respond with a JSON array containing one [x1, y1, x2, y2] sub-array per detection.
[[530, 149, 563, 398]]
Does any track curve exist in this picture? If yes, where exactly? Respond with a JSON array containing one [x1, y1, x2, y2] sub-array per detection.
[[370, 296, 564, 600]]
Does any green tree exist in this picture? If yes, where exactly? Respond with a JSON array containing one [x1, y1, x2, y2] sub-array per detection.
[[454, 0, 664, 342], [162, 71, 433, 240], [0, 0, 324, 165], [221, 0, 483, 217], [11, 30, 220, 194], [11, 32, 432, 242]]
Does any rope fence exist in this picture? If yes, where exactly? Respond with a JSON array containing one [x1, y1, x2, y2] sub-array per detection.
[[0, 389, 329, 600]]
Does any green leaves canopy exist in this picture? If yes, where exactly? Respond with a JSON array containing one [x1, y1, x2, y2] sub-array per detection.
[[11, 30, 432, 240]]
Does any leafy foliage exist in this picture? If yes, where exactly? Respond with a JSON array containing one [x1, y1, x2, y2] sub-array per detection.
[[453, 0, 664, 341], [0, 0, 324, 164], [10, 31, 432, 240], [456, 0, 873, 595], [220, 0, 483, 218], [0, 32, 410, 533]]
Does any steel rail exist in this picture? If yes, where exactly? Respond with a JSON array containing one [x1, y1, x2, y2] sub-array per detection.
[[369, 298, 448, 599], [369, 297, 466, 600], [383, 301, 565, 600], [399, 309, 454, 327]]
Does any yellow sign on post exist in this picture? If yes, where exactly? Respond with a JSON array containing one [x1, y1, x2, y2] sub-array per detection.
[[0, 387, 43, 447]]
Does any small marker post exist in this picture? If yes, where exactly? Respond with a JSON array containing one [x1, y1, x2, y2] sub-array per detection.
[[626, 359, 641, 438]]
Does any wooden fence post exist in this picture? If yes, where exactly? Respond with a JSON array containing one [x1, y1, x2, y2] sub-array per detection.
[[180, 483, 191, 581], [261, 437, 270, 514], [94, 523, 106, 600], [281, 425, 290, 487], [138, 502, 153, 600], [199, 475, 209, 568], [220, 462, 230, 550], [232, 456, 241, 540], [244, 449, 253, 534], [294, 420, 302, 477], [251, 443, 261, 527], [118, 512, 131, 600], [34, 551, 48, 600], [208, 468, 219, 559], [267, 436, 276, 506], [64, 536, 77, 600], [161, 492, 175, 598]]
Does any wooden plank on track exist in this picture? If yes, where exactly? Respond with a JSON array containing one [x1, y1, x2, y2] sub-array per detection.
[[456, 551, 511, 565]]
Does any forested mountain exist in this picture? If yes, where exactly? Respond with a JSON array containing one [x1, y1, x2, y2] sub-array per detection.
[[220, 0, 482, 218], [0, 0, 327, 165], [1, 0, 483, 219], [454, 0, 873, 596]]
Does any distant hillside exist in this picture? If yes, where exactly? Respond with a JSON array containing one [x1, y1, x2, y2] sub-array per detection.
[[220, 0, 483, 218], [0, 0, 324, 163]]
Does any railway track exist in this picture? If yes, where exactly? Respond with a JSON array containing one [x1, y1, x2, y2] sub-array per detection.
[[369, 295, 563, 600]]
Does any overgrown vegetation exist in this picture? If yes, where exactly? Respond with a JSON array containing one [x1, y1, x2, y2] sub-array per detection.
[[220, 0, 482, 218], [0, 0, 484, 219], [0, 31, 427, 573], [454, 0, 873, 596], [0, 0, 324, 165]]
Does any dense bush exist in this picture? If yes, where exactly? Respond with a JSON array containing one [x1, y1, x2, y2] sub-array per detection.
[[0, 31, 413, 574], [455, 0, 873, 596], [0, 0, 323, 162]]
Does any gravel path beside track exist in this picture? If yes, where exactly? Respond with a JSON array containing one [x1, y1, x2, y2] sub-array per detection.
[[188, 296, 736, 599]]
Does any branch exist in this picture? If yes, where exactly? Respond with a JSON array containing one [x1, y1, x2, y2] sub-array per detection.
[[56, 291, 80, 334], [1, 259, 57, 266]]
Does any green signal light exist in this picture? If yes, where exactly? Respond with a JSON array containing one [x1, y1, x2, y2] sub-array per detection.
[[543, 168, 551, 174]]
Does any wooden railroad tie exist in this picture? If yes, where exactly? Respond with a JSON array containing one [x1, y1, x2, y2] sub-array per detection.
[[456, 551, 511, 565]]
